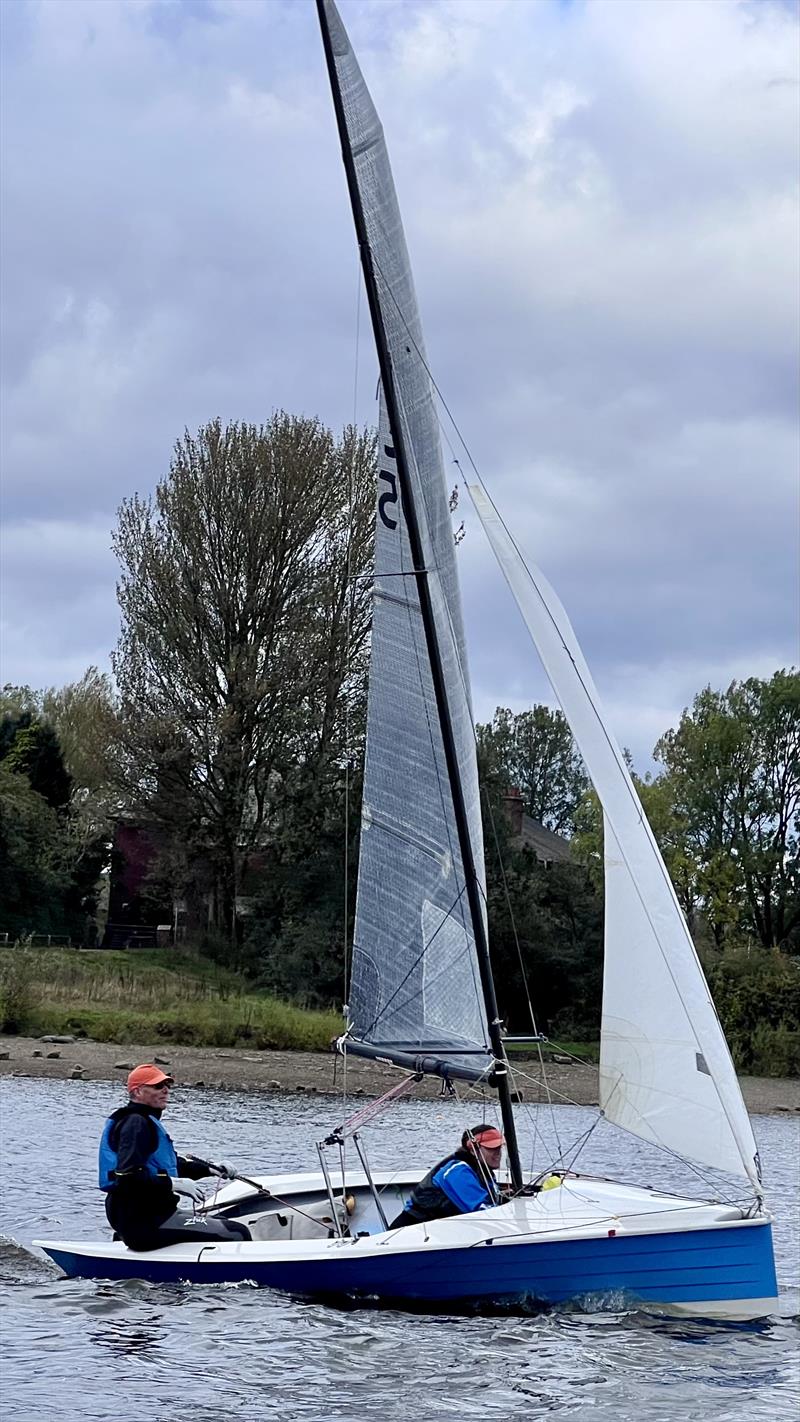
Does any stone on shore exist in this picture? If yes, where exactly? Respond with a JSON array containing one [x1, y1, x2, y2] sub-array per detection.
[[46, 1050, 61, 1059], [115, 1062, 134, 1071], [39, 1034, 77, 1044]]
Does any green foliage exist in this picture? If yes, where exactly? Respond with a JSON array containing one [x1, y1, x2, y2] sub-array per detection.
[[21, 1001, 340, 1051], [0, 764, 75, 936], [0, 949, 37, 1032], [0, 948, 340, 1050], [0, 707, 106, 941], [480, 760, 603, 1037], [42, 667, 119, 843], [476, 703, 603, 1034], [488, 851, 603, 1037], [4, 720, 72, 812], [241, 764, 360, 1007], [477, 705, 589, 835], [701, 945, 800, 1076], [655, 670, 800, 950]]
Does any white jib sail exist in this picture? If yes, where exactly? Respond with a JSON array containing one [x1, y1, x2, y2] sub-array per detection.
[[469, 484, 761, 1190]]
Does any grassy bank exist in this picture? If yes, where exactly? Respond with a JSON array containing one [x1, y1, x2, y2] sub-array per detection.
[[0, 948, 342, 1051]]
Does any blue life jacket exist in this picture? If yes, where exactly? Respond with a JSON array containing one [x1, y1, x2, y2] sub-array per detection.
[[98, 1109, 178, 1191], [401, 1148, 497, 1223]]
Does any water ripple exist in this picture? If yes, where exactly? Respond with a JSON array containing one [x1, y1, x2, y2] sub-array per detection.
[[1, 1077, 798, 1422]]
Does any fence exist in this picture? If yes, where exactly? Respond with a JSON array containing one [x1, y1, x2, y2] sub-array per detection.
[[0, 933, 73, 948]]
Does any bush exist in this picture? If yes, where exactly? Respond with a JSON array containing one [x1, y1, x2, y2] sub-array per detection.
[[703, 945, 800, 1076], [0, 949, 37, 1032], [746, 1022, 800, 1078]]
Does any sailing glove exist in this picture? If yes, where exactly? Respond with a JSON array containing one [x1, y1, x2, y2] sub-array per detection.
[[171, 1178, 205, 1205], [213, 1160, 237, 1180]]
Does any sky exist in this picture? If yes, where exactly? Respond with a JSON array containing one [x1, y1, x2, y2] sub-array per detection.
[[1, 0, 798, 769]]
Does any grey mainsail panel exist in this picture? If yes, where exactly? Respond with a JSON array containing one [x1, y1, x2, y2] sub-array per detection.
[[349, 393, 490, 1072], [321, 0, 490, 1074]]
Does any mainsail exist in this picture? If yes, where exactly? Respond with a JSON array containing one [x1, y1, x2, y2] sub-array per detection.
[[469, 484, 761, 1189], [318, 0, 492, 1080]]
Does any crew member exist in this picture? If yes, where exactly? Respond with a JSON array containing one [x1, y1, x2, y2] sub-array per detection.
[[99, 1063, 251, 1251], [388, 1123, 506, 1229]]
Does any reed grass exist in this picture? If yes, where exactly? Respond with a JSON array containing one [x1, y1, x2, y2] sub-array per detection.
[[0, 948, 341, 1050]]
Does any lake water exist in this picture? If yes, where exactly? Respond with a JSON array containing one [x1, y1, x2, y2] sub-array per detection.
[[1, 1077, 798, 1422]]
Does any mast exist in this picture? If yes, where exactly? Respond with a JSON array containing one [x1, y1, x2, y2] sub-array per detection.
[[317, 0, 523, 1189]]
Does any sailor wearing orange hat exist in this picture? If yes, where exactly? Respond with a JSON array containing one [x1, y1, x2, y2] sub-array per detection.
[[99, 1063, 250, 1251], [388, 1124, 506, 1230]]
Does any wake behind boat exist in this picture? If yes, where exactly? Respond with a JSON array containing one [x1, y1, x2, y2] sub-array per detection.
[[36, 0, 778, 1319]]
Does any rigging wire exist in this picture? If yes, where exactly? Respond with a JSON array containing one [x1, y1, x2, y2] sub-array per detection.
[[354, 882, 471, 1041], [343, 253, 364, 1010], [352, 256, 362, 429], [504, 1057, 748, 1205], [477, 797, 562, 1161], [339, 251, 366, 1141]]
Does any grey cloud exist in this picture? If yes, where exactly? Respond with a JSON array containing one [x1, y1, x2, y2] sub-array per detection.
[[1, 0, 797, 770]]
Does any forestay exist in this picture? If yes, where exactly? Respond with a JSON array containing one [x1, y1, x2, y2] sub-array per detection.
[[469, 484, 761, 1189], [322, 0, 492, 1078]]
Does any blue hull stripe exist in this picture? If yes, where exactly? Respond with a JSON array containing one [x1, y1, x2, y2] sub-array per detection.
[[44, 1222, 778, 1308]]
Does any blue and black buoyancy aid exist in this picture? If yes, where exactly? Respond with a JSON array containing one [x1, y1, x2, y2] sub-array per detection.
[[401, 1149, 498, 1223], [99, 1106, 178, 1191]]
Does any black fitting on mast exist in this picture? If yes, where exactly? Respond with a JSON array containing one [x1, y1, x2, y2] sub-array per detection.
[[316, 0, 523, 1190]]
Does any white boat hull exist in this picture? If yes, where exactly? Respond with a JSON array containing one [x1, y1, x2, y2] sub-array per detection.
[[36, 1171, 778, 1321]]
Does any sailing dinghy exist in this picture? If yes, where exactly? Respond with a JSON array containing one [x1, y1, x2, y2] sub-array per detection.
[[37, 0, 778, 1318]]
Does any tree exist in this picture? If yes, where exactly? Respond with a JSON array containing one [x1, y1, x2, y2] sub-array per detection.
[[0, 707, 106, 939], [42, 667, 119, 842], [655, 671, 800, 950], [111, 415, 376, 942], [241, 760, 362, 1006], [483, 846, 603, 1037], [2, 718, 71, 812], [572, 765, 701, 932], [0, 762, 73, 936], [0, 681, 113, 942], [478, 752, 602, 1037], [477, 705, 588, 835], [701, 945, 800, 1075]]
